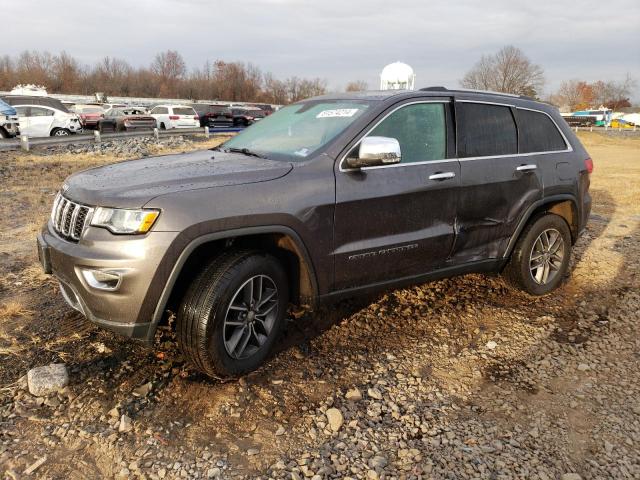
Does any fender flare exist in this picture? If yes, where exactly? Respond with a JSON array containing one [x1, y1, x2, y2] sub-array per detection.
[[502, 194, 578, 259], [146, 225, 318, 342]]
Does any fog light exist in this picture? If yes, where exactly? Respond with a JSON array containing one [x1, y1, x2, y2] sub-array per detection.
[[81, 269, 123, 291]]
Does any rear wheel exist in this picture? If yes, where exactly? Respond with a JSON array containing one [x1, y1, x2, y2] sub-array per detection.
[[503, 213, 572, 295], [176, 250, 289, 377], [51, 128, 71, 136]]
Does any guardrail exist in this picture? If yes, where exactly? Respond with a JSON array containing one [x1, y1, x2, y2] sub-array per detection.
[[0, 126, 242, 152], [569, 125, 639, 133]]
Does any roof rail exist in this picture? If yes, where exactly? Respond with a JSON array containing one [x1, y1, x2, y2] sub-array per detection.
[[420, 86, 534, 100]]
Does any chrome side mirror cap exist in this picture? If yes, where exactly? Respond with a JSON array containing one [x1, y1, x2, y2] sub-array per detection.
[[346, 136, 401, 169]]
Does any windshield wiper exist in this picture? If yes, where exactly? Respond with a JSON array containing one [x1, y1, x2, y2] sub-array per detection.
[[225, 147, 264, 158]]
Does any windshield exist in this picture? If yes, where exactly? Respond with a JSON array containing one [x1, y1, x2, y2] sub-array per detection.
[[222, 100, 373, 161]]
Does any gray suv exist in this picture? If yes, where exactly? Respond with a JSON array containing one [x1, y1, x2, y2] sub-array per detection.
[[37, 88, 592, 377]]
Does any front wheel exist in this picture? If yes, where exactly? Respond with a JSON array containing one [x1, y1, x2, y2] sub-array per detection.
[[176, 250, 289, 377], [503, 213, 572, 295]]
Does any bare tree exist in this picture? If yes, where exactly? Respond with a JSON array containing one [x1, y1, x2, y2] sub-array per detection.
[[461, 45, 544, 97], [552, 75, 636, 111], [151, 50, 187, 79], [0, 55, 13, 90], [0, 49, 329, 104], [151, 50, 186, 97], [51, 51, 84, 94], [14, 50, 56, 89], [591, 74, 636, 110], [555, 80, 595, 110], [345, 80, 368, 92]]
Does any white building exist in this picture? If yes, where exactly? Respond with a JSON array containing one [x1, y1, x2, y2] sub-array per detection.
[[380, 62, 416, 90]]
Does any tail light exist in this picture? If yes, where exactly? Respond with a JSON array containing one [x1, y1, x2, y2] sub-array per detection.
[[225, 113, 232, 118], [193, 115, 199, 120], [169, 115, 179, 120], [584, 157, 593, 174]]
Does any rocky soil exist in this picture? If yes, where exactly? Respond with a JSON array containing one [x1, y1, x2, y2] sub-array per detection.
[[39, 135, 203, 157], [0, 133, 638, 479]]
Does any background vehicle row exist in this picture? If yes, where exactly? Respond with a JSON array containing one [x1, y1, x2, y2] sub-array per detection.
[[0, 96, 276, 137]]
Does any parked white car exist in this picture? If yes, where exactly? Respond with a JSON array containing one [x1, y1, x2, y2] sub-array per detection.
[[7, 98, 83, 137], [149, 104, 199, 129]]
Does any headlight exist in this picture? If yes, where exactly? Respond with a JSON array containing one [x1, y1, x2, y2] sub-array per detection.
[[90, 207, 160, 234]]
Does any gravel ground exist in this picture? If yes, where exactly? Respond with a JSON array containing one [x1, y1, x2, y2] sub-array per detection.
[[0, 133, 638, 479], [37, 135, 203, 157]]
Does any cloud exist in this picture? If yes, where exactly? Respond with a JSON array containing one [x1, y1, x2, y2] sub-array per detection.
[[5, 0, 640, 99]]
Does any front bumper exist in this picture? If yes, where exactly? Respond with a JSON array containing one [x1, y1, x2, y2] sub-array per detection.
[[37, 221, 178, 341]]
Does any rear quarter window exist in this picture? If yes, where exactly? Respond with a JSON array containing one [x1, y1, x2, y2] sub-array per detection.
[[457, 103, 517, 157], [516, 109, 567, 153]]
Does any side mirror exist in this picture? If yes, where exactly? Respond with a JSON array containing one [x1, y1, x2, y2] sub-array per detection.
[[346, 136, 401, 169]]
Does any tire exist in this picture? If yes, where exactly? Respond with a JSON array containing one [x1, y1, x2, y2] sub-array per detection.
[[0, 129, 8, 139], [503, 213, 572, 295], [176, 250, 289, 377], [160, 122, 166, 130], [51, 128, 71, 136]]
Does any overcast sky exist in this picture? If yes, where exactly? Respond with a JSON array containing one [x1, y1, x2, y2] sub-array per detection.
[[6, 0, 640, 100]]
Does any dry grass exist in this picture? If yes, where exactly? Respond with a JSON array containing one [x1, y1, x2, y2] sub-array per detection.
[[578, 132, 640, 210], [0, 301, 32, 320]]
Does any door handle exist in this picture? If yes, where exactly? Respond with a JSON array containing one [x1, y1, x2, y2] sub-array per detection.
[[428, 172, 456, 181], [516, 164, 537, 172]]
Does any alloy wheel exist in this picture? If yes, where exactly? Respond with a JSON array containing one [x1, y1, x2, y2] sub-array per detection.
[[529, 228, 565, 285], [223, 274, 279, 360]]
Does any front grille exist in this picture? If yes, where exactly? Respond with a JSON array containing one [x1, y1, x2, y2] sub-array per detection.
[[50, 193, 93, 242]]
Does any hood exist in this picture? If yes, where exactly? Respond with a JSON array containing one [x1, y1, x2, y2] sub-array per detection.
[[64, 149, 293, 208]]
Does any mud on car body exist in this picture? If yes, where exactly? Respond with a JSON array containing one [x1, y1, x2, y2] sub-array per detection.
[[38, 87, 592, 377]]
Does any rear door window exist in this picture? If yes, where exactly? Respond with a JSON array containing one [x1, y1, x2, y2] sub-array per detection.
[[516, 109, 567, 153], [30, 107, 55, 117], [457, 103, 517, 157], [367, 103, 446, 163]]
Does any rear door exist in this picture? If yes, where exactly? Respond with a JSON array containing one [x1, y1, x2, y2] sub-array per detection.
[[452, 100, 544, 263], [26, 106, 56, 137], [333, 100, 459, 291]]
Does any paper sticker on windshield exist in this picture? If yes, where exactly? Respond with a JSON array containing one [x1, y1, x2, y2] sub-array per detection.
[[316, 108, 359, 119], [294, 148, 310, 157]]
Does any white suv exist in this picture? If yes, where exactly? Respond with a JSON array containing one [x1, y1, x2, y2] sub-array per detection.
[[12, 103, 82, 137], [149, 105, 199, 130]]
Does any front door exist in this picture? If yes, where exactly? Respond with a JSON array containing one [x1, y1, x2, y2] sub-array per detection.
[[333, 101, 459, 291], [14, 106, 31, 136]]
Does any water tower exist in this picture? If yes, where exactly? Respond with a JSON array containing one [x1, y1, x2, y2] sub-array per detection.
[[380, 62, 416, 90]]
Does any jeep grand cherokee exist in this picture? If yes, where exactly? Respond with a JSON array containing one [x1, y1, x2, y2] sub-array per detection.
[[37, 87, 592, 377]]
